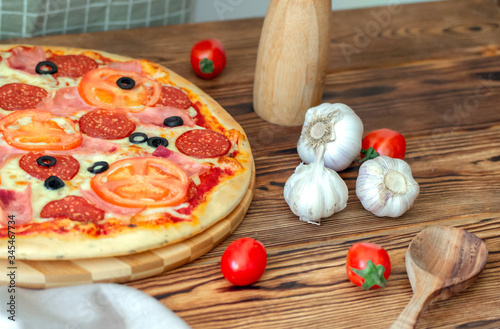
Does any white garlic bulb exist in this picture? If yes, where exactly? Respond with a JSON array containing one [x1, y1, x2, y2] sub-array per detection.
[[284, 146, 348, 225], [356, 156, 419, 217], [297, 103, 363, 172]]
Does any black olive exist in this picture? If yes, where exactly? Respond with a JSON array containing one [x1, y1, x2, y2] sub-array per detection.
[[128, 132, 148, 144], [44, 176, 65, 190], [88, 161, 110, 174], [163, 116, 184, 127], [147, 137, 168, 148], [116, 77, 136, 90], [35, 61, 58, 74], [36, 156, 57, 168]]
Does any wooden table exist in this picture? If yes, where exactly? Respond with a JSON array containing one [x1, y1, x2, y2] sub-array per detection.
[[9, 0, 500, 327]]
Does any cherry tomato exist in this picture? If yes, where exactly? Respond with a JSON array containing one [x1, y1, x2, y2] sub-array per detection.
[[190, 39, 226, 79], [360, 129, 406, 162], [220, 237, 267, 286], [346, 242, 391, 290]]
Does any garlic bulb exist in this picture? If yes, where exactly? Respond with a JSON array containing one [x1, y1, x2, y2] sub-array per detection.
[[356, 156, 419, 217], [284, 146, 348, 225], [297, 103, 363, 172]]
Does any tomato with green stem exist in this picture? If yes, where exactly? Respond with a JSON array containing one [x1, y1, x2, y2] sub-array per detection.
[[346, 242, 391, 290], [190, 39, 226, 79], [360, 128, 406, 163], [220, 237, 267, 286]]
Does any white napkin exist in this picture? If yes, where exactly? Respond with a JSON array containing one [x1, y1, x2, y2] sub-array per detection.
[[0, 283, 191, 329]]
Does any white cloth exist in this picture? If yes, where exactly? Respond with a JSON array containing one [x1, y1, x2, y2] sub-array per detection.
[[0, 283, 191, 329]]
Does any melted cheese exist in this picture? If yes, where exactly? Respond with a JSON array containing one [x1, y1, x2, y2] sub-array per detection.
[[50, 117, 78, 134], [0, 50, 236, 225], [1, 123, 219, 221], [16, 116, 32, 126], [0, 52, 65, 90]]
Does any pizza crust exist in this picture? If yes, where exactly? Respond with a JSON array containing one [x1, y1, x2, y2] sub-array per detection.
[[0, 45, 253, 260]]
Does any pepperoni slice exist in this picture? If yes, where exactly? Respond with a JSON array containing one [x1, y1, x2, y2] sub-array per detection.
[[0, 83, 48, 111], [156, 86, 191, 109], [40, 196, 105, 223], [19, 152, 80, 180], [48, 55, 98, 78], [175, 129, 231, 158], [79, 109, 136, 140]]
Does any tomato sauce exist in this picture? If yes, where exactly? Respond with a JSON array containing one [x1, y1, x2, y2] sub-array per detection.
[[0, 220, 71, 238], [177, 167, 224, 215], [192, 101, 208, 129], [92, 52, 113, 63]]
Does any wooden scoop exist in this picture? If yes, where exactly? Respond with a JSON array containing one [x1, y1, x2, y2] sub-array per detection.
[[391, 226, 488, 328]]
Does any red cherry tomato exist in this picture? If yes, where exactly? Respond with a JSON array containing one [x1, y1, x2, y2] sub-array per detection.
[[220, 237, 267, 286], [346, 242, 391, 290], [360, 129, 406, 162], [190, 39, 226, 79]]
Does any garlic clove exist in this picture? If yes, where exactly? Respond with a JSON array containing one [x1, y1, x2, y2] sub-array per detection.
[[284, 146, 348, 225], [297, 103, 363, 172], [356, 156, 419, 218]]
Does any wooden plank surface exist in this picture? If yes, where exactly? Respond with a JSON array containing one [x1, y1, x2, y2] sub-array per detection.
[[7, 0, 500, 328]]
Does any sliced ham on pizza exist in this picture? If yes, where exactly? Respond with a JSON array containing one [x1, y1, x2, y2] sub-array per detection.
[[0, 45, 253, 260]]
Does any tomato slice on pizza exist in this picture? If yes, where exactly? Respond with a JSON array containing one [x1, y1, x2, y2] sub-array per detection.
[[0, 45, 252, 262], [0, 110, 82, 151], [78, 67, 161, 112], [90, 157, 189, 208]]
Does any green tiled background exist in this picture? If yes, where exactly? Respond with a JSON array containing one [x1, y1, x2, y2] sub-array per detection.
[[0, 0, 192, 39]]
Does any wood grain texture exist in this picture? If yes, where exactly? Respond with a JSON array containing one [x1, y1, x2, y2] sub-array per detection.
[[253, 0, 331, 125], [0, 168, 254, 289], [4, 0, 500, 327]]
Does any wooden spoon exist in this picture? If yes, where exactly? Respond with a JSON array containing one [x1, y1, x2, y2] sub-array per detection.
[[391, 226, 488, 328]]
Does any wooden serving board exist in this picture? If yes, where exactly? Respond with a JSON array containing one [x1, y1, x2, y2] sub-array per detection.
[[0, 166, 255, 289]]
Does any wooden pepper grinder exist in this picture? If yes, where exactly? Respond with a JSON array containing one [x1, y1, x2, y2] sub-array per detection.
[[253, 0, 331, 126]]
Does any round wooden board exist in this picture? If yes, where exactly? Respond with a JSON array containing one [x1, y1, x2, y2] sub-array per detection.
[[0, 165, 254, 289]]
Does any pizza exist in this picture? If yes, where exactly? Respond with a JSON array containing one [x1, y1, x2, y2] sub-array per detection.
[[0, 45, 253, 260]]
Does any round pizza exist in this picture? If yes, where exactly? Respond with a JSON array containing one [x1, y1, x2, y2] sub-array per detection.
[[0, 45, 253, 260]]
